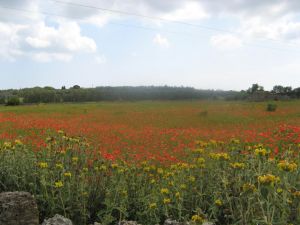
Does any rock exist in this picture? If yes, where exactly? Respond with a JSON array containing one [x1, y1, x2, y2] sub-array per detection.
[[42, 214, 73, 225], [0, 191, 39, 225], [164, 219, 189, 225], [118, 221, 142, 225], [203, 223, 214, 225]]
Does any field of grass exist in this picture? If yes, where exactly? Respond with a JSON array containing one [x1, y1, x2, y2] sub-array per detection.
[[1, 100, 300, 225]]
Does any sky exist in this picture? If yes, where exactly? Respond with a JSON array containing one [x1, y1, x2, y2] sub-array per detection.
[[0, 0, 300, 91]]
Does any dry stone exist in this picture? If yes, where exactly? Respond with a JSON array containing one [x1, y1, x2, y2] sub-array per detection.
[[42, 214, 73, 225], [164, 219, 189, 225], [0, 191, 39, 225], [118, 221, 142, 225]]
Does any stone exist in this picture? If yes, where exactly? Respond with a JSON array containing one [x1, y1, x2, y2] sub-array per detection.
[[0, 191, 39, 225], [42, 214, 73, 225], [118, 221, 142, 225], [164, 219, 189, 225]]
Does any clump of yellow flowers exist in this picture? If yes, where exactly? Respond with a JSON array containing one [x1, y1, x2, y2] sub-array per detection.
[[160, 188, 169, 195], [258, 174, 280, 185], [191, 214, 205, 223], [38, 162, 48, 169], [209, 152, 230, 160], [230, 162, 245, 169], [254, 148, 268, 157], [54, 180, 63, 188], [242, 183, 257, 192], [163, 198, 171, 204], [64, 172, 72, 177], [192, 148, 205, 154], [277, 160, 297, 172], [149, 203, 157, 209]]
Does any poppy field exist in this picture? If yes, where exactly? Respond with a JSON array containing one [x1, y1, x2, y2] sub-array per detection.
[[1, 100, 300, 224]]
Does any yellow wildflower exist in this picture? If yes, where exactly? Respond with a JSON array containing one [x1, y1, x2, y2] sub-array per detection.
[[64, 172, 72, 177], [292, 190, 300, 197], [276, 188, 283, 194], [72, 157, 78, 163], [254, 148, 268, 157], [209, 153, 230, 160], [196, 157, 205, 164], [149, 203, 157, 209], [38, 162, 48, 169], [191, 215, 205, 223], [192, 148, 205, 154], [242, 183, 257, 192], [278, 161, 297, 172], [258, 174, 280, 185], [160, 188, 169, 195], [230, 162, 245, 169], [15, 139, 23, 146], [3, 142, 12, 149], [215, 199, 223, 206], [180, 184, 187, 190], [111, 163, 118, 169], [157, 168, 164, 174], [150, 179, 156, 184], [55, 163, 63, 169], [189, 176, 196, 182], [54, 181, 63, 188], [163, 198, 171, 204], [100, 165, 107, 171]]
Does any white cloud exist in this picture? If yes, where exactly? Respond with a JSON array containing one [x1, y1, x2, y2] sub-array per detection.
[[153, 34, 170, 48], [32, 52, 73, 63], [1, 0, 300, 62], [210, 34, 242, 50], [162, 2, 209, 21], [0, 22, 26, 61], [0, 19, 97, 62], [239, 16, 300, 42], [26, 37, 50, 48]]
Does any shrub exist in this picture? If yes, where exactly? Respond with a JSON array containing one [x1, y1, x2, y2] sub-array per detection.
[[6, 96, 21, 106], [266, 103, 277, 112]]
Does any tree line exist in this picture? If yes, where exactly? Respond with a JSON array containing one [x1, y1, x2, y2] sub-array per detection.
[[1, 84, 300, 105]]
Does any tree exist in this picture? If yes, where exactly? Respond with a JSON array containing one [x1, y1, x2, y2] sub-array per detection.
[[6, 96, 21, 106], [272, 85, 292, 96], [247, 84, 264, 94]]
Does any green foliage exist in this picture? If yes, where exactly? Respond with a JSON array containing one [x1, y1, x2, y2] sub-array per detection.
[[0, 86, 242, 103], [266, 103, 277, 112], [1, 134, 300, 225], [6, 96, 21, 106]]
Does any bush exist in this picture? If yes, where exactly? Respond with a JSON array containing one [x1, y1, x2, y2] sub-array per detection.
[[266, 103, 277, 112], [6, 97, 21, 106]]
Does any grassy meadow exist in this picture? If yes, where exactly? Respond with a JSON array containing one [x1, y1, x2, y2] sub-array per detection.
[[1, 100, 300, 224]]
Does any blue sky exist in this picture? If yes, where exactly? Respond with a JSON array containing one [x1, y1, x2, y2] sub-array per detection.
[[0, 0, 300, 90]]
